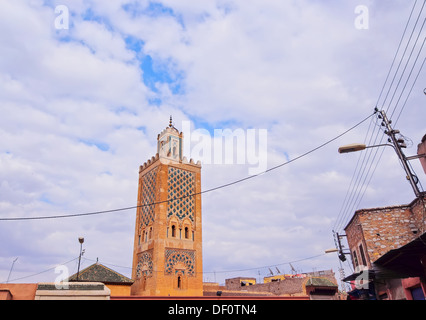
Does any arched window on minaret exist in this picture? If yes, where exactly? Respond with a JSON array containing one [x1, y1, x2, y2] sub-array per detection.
[[177, 276, 182, 289]]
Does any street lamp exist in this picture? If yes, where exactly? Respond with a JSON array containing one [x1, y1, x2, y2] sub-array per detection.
[[324, 248, 339, 254], [338, 141, 424, 197], [76, 237, 84, 281], [338, 143, 396, 154], [338, 143, 367, 154]]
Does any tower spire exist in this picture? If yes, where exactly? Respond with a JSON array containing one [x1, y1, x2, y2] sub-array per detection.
[[169, 115, 173, 128]]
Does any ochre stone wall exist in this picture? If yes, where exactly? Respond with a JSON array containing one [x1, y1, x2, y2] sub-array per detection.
[[131, 156, 203, 296]]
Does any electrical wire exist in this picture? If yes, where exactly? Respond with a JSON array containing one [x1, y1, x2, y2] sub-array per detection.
[[333, 0, 426, 233], [83, 253, 327, 276], [2, 257, 79, 284], [374, 0, 422, 108], [394, 56, 426, 125], [1, 252, 329, 284], [0, 113, 374, 221], [388, 20, 426, 119]]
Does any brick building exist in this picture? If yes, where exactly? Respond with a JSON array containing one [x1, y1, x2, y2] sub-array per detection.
[[344, 194, 426, 299], [418, 134, 426, 174], [131, 118, 203, 296], [203, 270, 339, 299]]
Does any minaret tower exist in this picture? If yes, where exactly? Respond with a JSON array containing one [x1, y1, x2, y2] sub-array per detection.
[[131, 117, 203, 296]]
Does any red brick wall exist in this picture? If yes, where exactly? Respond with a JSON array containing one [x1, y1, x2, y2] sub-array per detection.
[[418, 136, 426, 174], [0, 284, 37, 300], [224, 271, 337, 296], [345, 196, 426, 266]]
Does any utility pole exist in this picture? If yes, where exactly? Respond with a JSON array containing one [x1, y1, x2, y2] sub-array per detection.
[[6, 257, 18, 283], [76, 237, 84, 281], [335, 232, 350, 262], [378, 109, 421, 198]]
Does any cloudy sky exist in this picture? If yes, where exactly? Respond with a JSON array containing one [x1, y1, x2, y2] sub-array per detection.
[[0, 0, 425, 287]]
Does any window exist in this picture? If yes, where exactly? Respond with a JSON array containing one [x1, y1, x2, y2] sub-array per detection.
[[142, 276, 146, 291], [171, 225, 176, 237], [352, 250, 359, 267], [177, 276, 182, 289], [359, 244, 367, 267], [185, 227, 189, 239]]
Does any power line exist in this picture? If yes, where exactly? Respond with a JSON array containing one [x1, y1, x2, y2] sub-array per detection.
[[1, 252, 328, 284], [333, 0, 426, 232], [83, 253, 327, 276], [382, 2, 426, 113], [375, 0, 422, 107], [0, 113, 374, 221], [2, 257, 79, 284], [204, 253, 328, 275]]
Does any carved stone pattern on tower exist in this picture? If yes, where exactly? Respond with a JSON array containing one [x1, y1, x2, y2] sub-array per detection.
[[167, 167, 195, 224], [136, 250, 154, 279], [164, 248, 196, 276], [139, 167, 159, 229]]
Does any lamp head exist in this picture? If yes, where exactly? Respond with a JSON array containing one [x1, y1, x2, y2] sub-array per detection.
[[338, 143, 367, 154]]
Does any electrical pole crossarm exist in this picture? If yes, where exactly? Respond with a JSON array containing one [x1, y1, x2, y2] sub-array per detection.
[[379, 110, 421, 198]]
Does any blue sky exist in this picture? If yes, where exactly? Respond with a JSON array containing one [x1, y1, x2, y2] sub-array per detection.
[[0, 0, 425, 288]]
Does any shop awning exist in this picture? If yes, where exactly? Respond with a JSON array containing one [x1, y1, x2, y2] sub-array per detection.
[[374, 233, 426, 278]]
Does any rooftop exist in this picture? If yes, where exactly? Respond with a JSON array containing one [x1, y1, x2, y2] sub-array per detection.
[[67, 263, 133, 285]]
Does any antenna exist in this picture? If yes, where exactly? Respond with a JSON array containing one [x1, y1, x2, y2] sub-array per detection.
[[289, 263, 296, 274], [268, 268, 274, 276], [275, 267, 281, 274], [6, 257, 18, 283]]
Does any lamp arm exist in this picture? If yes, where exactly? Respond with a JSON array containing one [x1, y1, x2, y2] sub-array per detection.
[[364, 143, 396, 151]]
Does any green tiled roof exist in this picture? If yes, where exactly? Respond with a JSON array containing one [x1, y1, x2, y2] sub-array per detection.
[[305, 277, 337, 288], [68, 263, 133, 284]]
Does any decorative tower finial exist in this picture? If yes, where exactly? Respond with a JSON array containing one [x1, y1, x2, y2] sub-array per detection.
[[169, 115, 173, 128]]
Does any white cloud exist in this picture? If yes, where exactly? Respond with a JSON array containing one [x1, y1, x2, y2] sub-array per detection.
[[72, 20, 134, 62], [0, 0, 425, 287]]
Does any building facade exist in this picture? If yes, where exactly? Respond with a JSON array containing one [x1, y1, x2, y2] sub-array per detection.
[[344, 194, 426, 299], [218, 270, 339, 299], [418, 134, 426, 174], [131, 119, 203, 296]]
